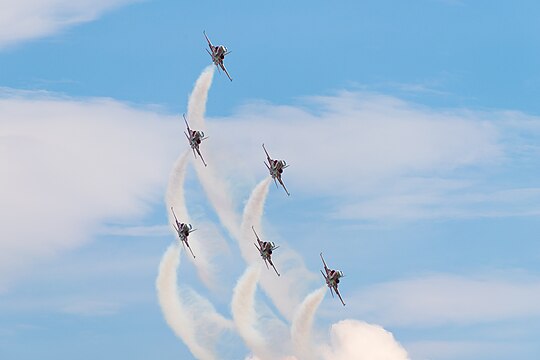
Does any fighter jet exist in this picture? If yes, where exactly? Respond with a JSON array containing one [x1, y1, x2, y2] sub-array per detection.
[[252, 226, 280, 276], [262, 143, 290, 196], [183, 114, 208, 167], [320, 253, 345, 306], [204, 31, 232, 81], [170, 207, 196, 258]]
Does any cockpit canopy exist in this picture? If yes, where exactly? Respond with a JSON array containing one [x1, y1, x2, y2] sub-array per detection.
[[280, 160, 287, 167], [198, 131, 205, 138]]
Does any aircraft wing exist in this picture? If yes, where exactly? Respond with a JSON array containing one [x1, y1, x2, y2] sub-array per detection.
[[183, 114, 191, 133], [268, 257, 280, 276], [195, 146, 207, 167], [252, 226, 262, 243], [203, 31, 213, 49], [262, 144, 272, 163], [278, 176, 290, 196], [171, 207, 180, 226], [334, 286, 346, 306], [254, 242, 262, 253], [220, 63, 233, 81], [320, 253, 330, 275], [184, 239, 196, 259], [320, 269, 329, 283]]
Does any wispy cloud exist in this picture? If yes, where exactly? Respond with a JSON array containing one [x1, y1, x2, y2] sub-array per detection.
[[351, 272, 540, 327], [204, 91, 540, 222], [0, 0, 138, 49], [2, 87, 539, 292], [0, 92, 180, 289], [406, 340, 522, 360], [98, 224, 170, 237]]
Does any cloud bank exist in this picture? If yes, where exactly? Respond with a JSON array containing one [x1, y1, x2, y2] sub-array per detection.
[[0, 92, 179, 289]]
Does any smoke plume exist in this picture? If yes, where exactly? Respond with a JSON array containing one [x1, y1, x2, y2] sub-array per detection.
[[187, 65, 214, 129], [159, 66, 411, 360], [231, 265, 270, 359], [291, 287, 326, 360], [240, 178, 316, 320], [165, 151, 216, 288], [156, 245, 215, 360], [186, 65, 241, 240]]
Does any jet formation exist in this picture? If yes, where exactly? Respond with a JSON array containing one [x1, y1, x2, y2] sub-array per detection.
[[171, 31, 347, 306]]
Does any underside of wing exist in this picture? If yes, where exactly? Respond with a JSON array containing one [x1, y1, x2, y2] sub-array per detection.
[[195, 147, 207, 167], [203, 31, 212, 48], [278, 177, 290, 196], [335, 287, 345, 306], [268, 258, 280, 276], [220, 63, 232, 81]]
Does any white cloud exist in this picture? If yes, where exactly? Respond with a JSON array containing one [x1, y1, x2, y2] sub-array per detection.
[[335, 182, 540, 221], [2, 88, 539, 292], [351, 273, 540, 327], [204, 91, 540, 221], [208, 92, 500, 195], [0, 0, 137, 48], [0, 91, 180, 289], [321, 320, 409, 360], [406, 340, 521, 360], [98, 224, 170, 237]]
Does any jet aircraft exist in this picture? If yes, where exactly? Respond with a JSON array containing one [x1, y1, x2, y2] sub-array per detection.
[[183, 114, 208, 167], [170, 207, 196, 258], [252, 226, 280, 276], [204, 31, 232, 81], [320, 252, 345, 306], [262, 143, 290, 196]]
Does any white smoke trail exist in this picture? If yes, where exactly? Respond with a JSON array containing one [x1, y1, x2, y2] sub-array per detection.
[[231, 265, 270, 359], [165, 151, 190, 227], [240, 178, 317, 320], [187, 65, 214, 129], [160, 104, 233, 359], [178, 66, 411, 360], [291, 287, 326, 360], [186, 65, 241, 241], [165, 151, 216, 288], [156, 245, 215, 360], [239, 178, 271, 264]]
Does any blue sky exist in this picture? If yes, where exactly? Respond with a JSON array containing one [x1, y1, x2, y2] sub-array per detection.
[[1, 1, 540, 359]]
